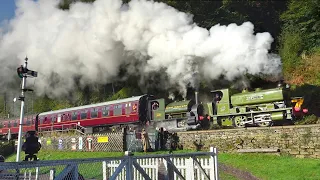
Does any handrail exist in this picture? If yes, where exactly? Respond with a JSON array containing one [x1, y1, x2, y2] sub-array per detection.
[[38, 123, 86, 135]]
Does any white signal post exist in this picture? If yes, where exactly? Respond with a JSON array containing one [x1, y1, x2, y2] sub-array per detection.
[[15, 57, 37, 162], [16, 57, 28, 162]]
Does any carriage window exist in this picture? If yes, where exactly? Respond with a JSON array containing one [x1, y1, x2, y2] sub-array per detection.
[[81, 110, 88, 120], [52, 116, 56, 123], [114, 104, 122, 115], [40, 117, 44, 124], [72, 112, 78, 120], [91, 108, 98, 118], [66, 113, 71, 121], [115, 105, 122, 109], [102, 106, 109, 117], [132, 103, 137, 112], [62, 113, 69, 121], [14, 121, 18, 127], [8, 122, 11, 128], [26, 120, 31, 126], [0, 122, 3, 128]]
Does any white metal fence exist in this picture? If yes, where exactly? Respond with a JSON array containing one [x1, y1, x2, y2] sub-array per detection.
[[0, 147, 219, 180]]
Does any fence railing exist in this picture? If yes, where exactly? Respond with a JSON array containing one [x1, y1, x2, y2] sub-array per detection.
[[0, 147, 219, 180], [38, 123, 85, 135]]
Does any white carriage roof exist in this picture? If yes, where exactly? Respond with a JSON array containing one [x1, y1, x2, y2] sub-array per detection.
[[39, 95, 146, 116]]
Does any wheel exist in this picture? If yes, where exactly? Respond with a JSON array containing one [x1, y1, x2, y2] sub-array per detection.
[[257, 121, 272, 127], [233, 116, 246, 128]]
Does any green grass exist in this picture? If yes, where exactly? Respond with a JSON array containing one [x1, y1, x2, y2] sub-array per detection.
[[6, 151, 320, 180], [219, 153, 320, 180], [6, 150, 196, 162], [6, 150, 239, 179]]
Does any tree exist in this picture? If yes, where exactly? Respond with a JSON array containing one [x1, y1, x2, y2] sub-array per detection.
[[58, 0, 96, 10], [279, 0, 320, 85], [280, 0, 320, 52]]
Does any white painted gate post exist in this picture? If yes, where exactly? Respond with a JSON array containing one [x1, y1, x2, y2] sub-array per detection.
[[35, 167, 39, 180], [210, 147, 219, 180], [185, 157, 195, 180], [49, 168, 56, 180], [102, 161, 107, 180]]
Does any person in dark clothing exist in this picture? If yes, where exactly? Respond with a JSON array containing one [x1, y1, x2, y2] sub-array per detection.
[[158, 127, 165, 150], [22, 131, 41, 161]]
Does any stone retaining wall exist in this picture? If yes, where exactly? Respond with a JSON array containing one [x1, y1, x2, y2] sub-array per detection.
[[177, 124, 320, 158]]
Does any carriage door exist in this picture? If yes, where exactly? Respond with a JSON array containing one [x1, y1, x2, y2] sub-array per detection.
[[57, 114, 61, 123], [125, 102, 132, 116], [149, 99, 165, 121]]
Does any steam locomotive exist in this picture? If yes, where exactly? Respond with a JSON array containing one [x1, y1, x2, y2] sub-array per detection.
[[0, 82, 308, 138]]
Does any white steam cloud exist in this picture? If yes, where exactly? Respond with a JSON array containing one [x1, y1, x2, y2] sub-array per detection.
[[0, 0, 282, 98]]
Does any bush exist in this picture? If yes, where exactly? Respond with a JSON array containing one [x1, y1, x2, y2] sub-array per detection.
[[0, 141, 15, 158], [295, 115, 319, 125]]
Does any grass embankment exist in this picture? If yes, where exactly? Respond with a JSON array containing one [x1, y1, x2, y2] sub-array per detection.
[[6, 151, 320, 180], [219, 153, 320, 180], [5, 150, 196, 162]]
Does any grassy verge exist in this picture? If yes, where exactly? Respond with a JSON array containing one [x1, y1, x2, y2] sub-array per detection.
[[7, 151, 320, 180], [219, 153, 320, 180], [6, 150, 238, 179], [5, 150, 197, 162]]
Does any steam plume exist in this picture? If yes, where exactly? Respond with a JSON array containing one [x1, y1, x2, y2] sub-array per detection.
[[0, 0, 282, 98]]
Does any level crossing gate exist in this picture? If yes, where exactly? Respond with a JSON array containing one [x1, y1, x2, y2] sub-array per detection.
[[0, 147, 219, 180]]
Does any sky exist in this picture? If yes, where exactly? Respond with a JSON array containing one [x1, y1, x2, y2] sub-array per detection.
[[0, 0, 16, 23]]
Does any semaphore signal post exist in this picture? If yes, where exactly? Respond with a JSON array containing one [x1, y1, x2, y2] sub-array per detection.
[[15, 57, 38, 162]]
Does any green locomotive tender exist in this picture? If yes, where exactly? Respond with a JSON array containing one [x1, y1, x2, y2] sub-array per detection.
[[206, 86, 293, 127]]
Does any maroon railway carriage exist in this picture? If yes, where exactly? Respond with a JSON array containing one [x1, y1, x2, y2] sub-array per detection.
[[36, 94, 154, 132], [0, 115, 36, 139], [0, 95, 155, 138]]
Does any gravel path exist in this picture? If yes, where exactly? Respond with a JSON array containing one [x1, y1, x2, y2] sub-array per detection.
[[220, 163, 261, 180]]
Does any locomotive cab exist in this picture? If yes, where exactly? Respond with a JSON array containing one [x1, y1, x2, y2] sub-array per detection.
[[149, 98, 166, 121]]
